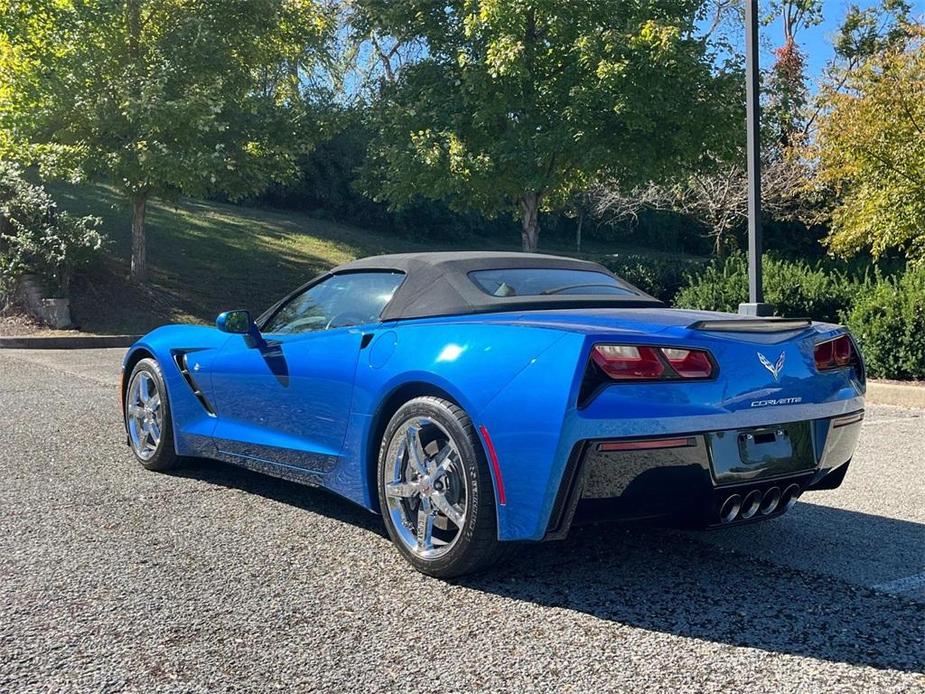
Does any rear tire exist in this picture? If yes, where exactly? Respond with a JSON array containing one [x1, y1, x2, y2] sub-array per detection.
[[124, 358, 180, 472], [377, 397, 504, 577]]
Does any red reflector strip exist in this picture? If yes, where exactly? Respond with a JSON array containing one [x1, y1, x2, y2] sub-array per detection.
[[597, 437, 696, 452], [479, 425, 506, 505]]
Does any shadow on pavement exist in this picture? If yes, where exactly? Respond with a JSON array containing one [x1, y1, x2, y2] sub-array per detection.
[[172, 457, 388, 538], [174, 457, 925, 673], [462, 504, 925, 673]]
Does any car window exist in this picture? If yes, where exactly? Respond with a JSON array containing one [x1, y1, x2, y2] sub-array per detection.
[[263, 271, 405, 335], [469, 268, 638, 297]]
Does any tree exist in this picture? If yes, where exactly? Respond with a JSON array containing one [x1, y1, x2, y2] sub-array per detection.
[[0, 0, 333, 282], [764, 1, 822, 149], [0, 161, 104, 300], [765, 1, 823, 45], [813, 24, 925, 262], [355, 0, 741, 252], [592, 155, 815, 255], [801, 1, 912, 140]]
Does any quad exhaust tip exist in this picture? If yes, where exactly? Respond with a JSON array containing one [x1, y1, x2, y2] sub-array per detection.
[[781, 484, 801, 511], [719, 494, 742, 523], [740, 490, 762, 520], [719, 484, 800, 523], [760, 486, 781, 515]]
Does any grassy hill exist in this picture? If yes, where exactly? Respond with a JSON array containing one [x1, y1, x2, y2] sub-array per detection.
[[51, 182, 430, 333], [48, 182, 688, 334]]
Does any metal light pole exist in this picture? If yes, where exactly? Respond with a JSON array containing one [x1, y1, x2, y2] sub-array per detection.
[[739, 0, 773, 317]]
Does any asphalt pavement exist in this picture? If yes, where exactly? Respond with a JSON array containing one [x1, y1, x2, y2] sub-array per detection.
[[1, 348, 923, 692]]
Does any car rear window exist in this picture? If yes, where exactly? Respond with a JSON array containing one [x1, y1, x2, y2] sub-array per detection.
[[468, 268, 638, 298]]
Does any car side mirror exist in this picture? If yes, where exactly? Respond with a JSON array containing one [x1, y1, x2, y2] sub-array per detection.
[[216, 310, 265, 348]]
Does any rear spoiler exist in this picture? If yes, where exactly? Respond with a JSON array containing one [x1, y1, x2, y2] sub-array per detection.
[[688, 318, 812, 333]]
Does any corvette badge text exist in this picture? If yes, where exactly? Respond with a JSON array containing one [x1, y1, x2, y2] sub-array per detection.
[[750, 397, 803, 408]]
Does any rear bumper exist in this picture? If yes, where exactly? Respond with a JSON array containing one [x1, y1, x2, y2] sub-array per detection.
[[544, 409, 864, 539]]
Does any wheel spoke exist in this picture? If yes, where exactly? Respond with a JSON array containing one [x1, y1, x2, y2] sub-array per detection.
[[405, 424, 429, 476], [148, 419, 161, 443], [148, 393, 161, 413], [138, 374, 152, 404], [431, 448, 456, 481], [430, 492, 465, 528], [416, 506, 435, 551], [385, 481, 418, 499], [433, 443, 452, 464], [127, 404, 143, 418]]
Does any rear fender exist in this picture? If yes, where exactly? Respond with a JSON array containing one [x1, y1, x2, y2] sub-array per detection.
[[332, 322, 572, 512], [473, 332, 588, 540]]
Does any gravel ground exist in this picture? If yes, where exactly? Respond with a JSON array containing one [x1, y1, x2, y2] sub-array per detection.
[[0, 348, 923, 693]]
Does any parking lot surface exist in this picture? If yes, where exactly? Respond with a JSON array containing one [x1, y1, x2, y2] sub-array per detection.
[[1, 348, 923, 692]]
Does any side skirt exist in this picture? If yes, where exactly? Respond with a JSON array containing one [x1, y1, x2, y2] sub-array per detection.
[[215, 450, 325, 488]]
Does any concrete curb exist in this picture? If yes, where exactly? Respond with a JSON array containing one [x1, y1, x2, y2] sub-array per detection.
[[866, 380, 925, 409], [0, 334, 140, 350]]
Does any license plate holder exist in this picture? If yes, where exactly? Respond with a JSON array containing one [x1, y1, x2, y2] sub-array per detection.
[[708, 421, 816, 485]]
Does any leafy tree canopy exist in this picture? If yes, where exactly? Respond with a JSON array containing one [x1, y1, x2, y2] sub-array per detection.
[[356, 0, 742, 251], [814, 25, 925, 263], [0, 0, 335, 281]]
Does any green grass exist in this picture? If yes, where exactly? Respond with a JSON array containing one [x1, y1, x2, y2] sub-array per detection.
[[50, 182, 445, 333], [48, 181, 700, 334]]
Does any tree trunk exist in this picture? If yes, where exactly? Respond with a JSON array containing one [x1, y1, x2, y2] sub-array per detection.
[[130, 193, 148, 283], [519, 192, 540, 252], [782, 4, 793, 44]]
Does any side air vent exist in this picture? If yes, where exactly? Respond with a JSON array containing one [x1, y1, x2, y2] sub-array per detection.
[[173, 352, 217, 416]]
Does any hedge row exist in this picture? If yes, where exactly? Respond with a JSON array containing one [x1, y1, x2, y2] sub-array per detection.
[[673, 252, 856, 324], [845, 268, 925, 381], [601, 251, 923, 380]]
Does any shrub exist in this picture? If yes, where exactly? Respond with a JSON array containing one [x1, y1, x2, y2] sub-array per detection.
[[674, 252, 857, 323], [845, 267, 925, 380], [594, 253, 708, 303], [0, 162, 104, 299], [671, 253, 746, 313]]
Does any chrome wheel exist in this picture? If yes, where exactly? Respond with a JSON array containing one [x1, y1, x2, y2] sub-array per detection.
[[384, 416, 468, 560], [126, 370, 163, 461]]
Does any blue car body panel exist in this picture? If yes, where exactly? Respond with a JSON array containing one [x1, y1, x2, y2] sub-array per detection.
[[123, 305, 864, 542], [209, 328, 365, 470]]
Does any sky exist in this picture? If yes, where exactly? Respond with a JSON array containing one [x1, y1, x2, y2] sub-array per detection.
[[758, 0, 925, 89]]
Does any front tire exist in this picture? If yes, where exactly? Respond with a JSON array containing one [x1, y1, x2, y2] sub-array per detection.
[[377, 397, 503, 577], [124, 358, 180, 472]]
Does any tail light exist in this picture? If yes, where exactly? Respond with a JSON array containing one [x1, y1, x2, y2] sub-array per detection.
[[591, 345, 665, 380], [590, 344, 715, 381], [814, 334, 857, 371], [661, 348, 714, 378]]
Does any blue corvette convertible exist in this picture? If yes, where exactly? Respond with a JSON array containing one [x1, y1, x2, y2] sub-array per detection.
[[122, 252, 865, 576]]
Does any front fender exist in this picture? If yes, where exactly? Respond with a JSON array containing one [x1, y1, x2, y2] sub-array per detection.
[[122, 325, 230, 457]]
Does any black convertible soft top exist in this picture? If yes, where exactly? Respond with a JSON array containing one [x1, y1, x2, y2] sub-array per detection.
[[328, 251, 663, 320]]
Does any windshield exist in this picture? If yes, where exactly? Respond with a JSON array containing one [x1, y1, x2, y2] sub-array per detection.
[[468, 268, 638, 298]]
